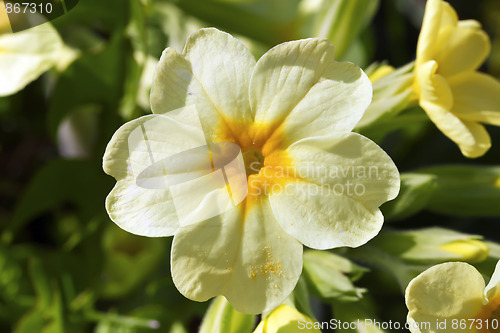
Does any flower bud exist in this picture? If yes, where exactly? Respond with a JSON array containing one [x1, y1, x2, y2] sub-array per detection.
[[355, 62, 415, 131], [253, 305, 319, 333], [200, 296, 255, 333], [419, 165, 500, 217], [368, 64, 394, 83], [372, 227, 489, 264], [440, 239, 489, 263]]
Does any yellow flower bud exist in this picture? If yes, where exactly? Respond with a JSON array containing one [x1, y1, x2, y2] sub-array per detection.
[[440, 239, 489, 263], [372, 227, 489, 264], [368, 64, 394, 83], [253, 305, 320, 333]]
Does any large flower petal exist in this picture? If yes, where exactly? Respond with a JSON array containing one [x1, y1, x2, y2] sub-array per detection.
[[416, 0, 458, 67], [249, 38, 371, 154], [269, 180, 384, 250], [417, 61, 491, 158], [171, 197, 303, 314], [150, 28, 256, 145], [105, 178, 179, 237], [0, 23, 62, 96], [449, 71, 500, 126], [405, 262, 485, 333], [103, 110, 209, 236], [103, 110, 207, 181], [434, 21, 490, 78], [284, 133, 400, 210]]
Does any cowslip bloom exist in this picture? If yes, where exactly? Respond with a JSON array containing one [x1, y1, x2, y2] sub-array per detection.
[[406, 261, 500, 333], [414, 0, 500, 158], [103, 28, 399, 313]]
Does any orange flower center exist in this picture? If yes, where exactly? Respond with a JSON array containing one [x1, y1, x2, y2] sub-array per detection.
[[220, 118, 297, 202], [477, 296, 500, 333]]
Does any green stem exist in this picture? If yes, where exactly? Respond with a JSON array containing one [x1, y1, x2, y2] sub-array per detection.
[[84, 310, 160, 329]]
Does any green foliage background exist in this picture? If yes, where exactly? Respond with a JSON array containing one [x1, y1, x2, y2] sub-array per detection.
[[1, 0, 500, 332]]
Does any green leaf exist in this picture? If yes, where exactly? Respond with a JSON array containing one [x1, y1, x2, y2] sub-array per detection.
[[99, 225, 167, 298], [346, 246, 427, 292], [357, 106, 430, 144], [119, 0, 149, 119], [47, 35, 126, 139], [4, 159, 113, 243], [299, 0, 380, 59], [92, 310, 161, 333], [418, 165, 500, 217], [14, 260, 65, 333], [302, 250, 367, 302], [52, 0, 129, 33], [172, 0, 300, 46], [0, 245, 34, 321], [332, 296, 388, 333], [290, 276, 316, 321], [381, 173, 437, 220]]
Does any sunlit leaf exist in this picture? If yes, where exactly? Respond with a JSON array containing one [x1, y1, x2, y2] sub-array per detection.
[[302, 250, 367, 302]]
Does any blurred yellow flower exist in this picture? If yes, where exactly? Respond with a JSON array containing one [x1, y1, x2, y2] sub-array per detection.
[[0, 1, 10, 33], [253, 305, 320, 332], [103, 28, 400, 313], [406, 261, 500, 333], [0, 10, 63, 96], [415, 0, 500, 158]]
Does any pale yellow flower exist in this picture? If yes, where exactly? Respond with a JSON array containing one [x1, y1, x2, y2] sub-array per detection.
[[0, 16, 63, 96], [103, 28, 400, 313], [253, 304, 320, 332], [415, 0, 500, 158], [406, 261, 500, 333]]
